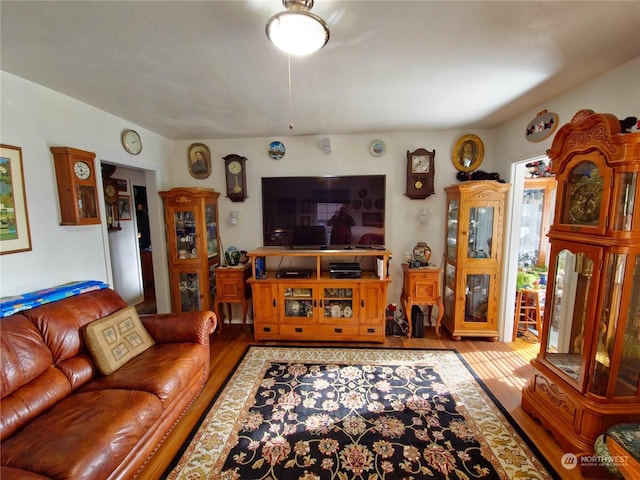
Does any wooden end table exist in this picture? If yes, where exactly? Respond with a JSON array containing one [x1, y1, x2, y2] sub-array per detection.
[[213, 263, 252, 332], [400, 263, 444, 338]]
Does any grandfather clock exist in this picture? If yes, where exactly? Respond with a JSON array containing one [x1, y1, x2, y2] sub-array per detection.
[[521, 110, 640, 456]]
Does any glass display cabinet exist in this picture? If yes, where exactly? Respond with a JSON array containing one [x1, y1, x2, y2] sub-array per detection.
[[160, 187, 221, 312], [443, 181, 510, 340], [522, 110, 640, 458]]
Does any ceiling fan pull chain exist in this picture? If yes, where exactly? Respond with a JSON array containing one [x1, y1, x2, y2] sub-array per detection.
[[288, 55, 293, 130]]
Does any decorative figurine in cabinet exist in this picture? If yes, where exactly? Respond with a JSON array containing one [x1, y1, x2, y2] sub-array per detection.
[[521, 110, 640, 457], [160, 187, 221, 313], [443, 181, 510, 340]]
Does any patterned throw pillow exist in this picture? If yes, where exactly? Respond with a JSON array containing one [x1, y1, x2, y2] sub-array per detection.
[[83, 306, 155, 375]]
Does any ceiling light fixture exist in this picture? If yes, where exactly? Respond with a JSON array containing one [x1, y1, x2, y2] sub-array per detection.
[[266, 0, 330, 56]]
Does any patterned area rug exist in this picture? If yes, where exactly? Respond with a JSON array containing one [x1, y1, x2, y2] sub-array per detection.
[[164, 347, 557, 480]]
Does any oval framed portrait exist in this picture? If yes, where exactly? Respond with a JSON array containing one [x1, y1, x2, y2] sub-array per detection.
[[187, 143, 211, 179], [452, 134, 484, 172]]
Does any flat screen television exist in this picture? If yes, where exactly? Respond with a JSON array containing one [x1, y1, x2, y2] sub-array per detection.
[[261, 175, 385, 248]]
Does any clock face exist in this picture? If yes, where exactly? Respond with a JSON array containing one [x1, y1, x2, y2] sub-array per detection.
[[569, 182, 602, 224], [412, 156, 429, 173], [122, 129, 142, 155], [228, 160, 242, 175], [74, 161, 91, 180], [105, 184, 117, 199]]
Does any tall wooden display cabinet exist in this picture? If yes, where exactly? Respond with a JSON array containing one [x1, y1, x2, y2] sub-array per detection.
[[160, 187, 221, 312], [522, 110, 640, 455], [443, 181, 510, 341]]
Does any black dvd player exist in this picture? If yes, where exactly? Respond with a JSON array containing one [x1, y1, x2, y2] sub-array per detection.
[[329, 263, 362, 279], [275, 269, 312, 279]]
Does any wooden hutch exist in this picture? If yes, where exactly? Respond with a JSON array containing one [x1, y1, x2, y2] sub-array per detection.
[[443, 181, 510, 340], [160, 187, 221, 313], [522, 110, 640, 456]]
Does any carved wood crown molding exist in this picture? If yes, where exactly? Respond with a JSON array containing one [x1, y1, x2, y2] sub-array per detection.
[[566, 125, 617, 154], [175, 195, 193, 204], [548, 110, 622, 171], [571, 108, 596, 124]]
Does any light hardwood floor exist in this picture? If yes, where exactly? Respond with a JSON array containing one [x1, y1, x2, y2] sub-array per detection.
[[138, 325, 584, 479]]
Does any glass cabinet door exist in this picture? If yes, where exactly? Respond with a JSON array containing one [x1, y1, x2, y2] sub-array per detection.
[[283, 287, 314, 321], [322, 287, 355, 322], [612, 172, 637, 232], [173, 209, 198, 261], [467, 206, 494, 259], [544, 246, 601, 387], [444, 263, 456, 320], [177, 271, 202, 311], [205, 201, 219, 262], [463, 271, 492, 323], [447, 199, 459, 260], [590, 253, 640, 398]]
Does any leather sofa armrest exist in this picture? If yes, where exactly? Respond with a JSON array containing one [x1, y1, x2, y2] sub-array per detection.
[[140, 310, 217, 344]]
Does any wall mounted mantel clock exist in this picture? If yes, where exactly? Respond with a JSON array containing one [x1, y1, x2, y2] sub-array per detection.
[[405, 148, 435, 199], [51, 146, 101, 225], [104, 178, 119, 205], [223, 154, 248, 202]]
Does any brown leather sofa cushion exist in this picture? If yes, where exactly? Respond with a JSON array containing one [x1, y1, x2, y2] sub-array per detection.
[[1, 389, 162, 480], [83, 343, 208, 408], [0, 315, 71, 441]]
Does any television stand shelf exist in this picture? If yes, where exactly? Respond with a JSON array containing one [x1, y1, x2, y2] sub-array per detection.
[[247, 247, 392, 343]]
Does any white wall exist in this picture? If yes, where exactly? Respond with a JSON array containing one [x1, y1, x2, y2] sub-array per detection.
[[2, 57, 637, 326], [493, 56, 640, 169], [0, 72, 173, 299], [170, 130, 495, 308], [492, 56, 640, 340]]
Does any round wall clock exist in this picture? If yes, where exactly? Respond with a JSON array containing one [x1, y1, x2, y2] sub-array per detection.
[[121, 129, 142, 155], [369, 140, 386, 157], [268, 141, 285, 160]]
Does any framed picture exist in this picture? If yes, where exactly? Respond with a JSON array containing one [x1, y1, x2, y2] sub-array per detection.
[[362, 212, 383, 227], [117, 195, 132, 221], [0, 144, 32, 255], [187, 143, 211, 179], [452, 134, 484, 172], [114, 178, 128, 192]]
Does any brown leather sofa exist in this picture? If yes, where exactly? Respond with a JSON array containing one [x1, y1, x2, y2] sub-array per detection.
[[1, 288, 216, 480]]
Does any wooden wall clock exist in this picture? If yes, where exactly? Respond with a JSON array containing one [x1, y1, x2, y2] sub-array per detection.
[[405, 148, 435, 199], [51, 146, 101, 225], [223, 154, 248, 202]]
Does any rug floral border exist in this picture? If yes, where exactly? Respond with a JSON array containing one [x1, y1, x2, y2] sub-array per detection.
[[165, 347, 556, 480]]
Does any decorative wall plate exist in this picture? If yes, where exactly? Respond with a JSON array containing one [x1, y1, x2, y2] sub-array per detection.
[[268, 141, 285, 160], [369, 139, 386, 157], [525, 110, 559, 142]]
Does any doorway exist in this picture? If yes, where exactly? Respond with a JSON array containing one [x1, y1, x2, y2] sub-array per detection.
[[133, 185, 156, 313], [502, 156, 556, 342]]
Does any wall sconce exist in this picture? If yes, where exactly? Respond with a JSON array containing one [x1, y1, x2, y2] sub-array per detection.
[[419, 208, 429, 224], [322, 137, 331, 155], [229, 211, 239, 225]]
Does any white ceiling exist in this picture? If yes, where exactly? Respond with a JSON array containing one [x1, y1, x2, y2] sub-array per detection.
[[1, 1, 639, 140]]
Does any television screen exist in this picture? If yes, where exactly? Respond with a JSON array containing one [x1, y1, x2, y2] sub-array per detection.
[[261, 175, 385, 248]]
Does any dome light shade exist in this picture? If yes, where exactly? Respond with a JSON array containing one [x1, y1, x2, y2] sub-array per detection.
[[266, 0, 329, 56]]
